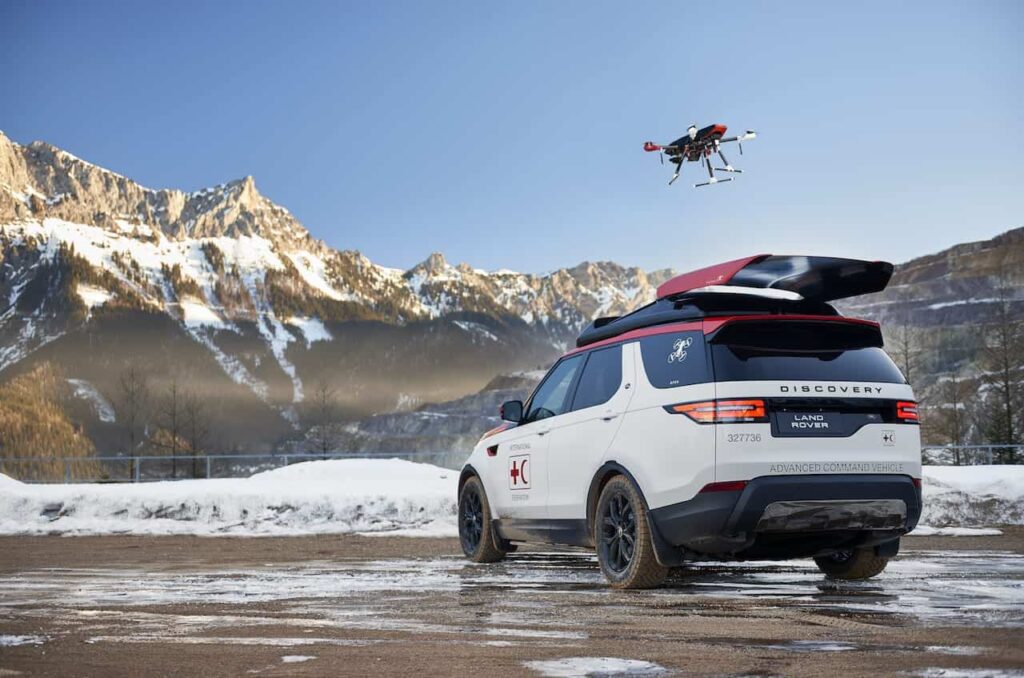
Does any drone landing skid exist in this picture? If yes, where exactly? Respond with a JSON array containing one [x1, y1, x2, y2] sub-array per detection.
[[668, 163, 683, 186], [694, 177, 733, 188]]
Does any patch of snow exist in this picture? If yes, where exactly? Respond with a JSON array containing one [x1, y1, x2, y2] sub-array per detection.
[[67, 378, 116, 423], [453, 320, 499, 342], [910, 526, 1004, 537], [927, 298, 1001, 311], [280, 655, 316, 664], [524, 657, 668, 677], [926, 466, 1024, 501], [0, 634, 46, 646], [395, 392, 421, 411], [285, 251, 354, 302], [763, 640, 857, 652], [180, 298, 225, 328], [923, 646, 983, 656], [285, 316, 332, 345], [256, 314, 304, 408], [915, 670, 1024, 677], [0, 459, 457, 537], [182, 326, 269, 401], [77, 284, 113, 309], [921, 465, 1024, 526]]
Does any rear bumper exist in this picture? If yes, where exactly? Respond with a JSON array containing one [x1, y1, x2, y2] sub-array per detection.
[[649, 474, 921, 561]]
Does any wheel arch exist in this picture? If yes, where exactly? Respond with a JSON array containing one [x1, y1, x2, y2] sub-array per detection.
[[586, 461, 686, 568], [585, 461, 650, 535], [459, 464, 480, 495]]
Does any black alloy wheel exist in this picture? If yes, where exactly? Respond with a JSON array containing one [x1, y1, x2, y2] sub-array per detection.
[[598, 490, 637, 573], [457, 475, 508, 563], [460, 485, 484, 554]]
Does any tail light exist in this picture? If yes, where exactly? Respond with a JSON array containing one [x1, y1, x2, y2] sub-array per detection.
[[700, 480, 748, 493], [896, 401, 919, 423], [665, 399, 768, 424]]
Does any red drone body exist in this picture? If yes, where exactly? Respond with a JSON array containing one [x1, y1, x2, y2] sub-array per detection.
[[643, 122, 757, 187]]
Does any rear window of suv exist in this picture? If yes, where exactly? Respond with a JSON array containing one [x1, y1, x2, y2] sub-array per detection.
[[708, 319, 907, 384], [710, 345, 907, 384]]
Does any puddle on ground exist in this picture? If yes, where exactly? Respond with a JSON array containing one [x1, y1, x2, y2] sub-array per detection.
[[0, 549, 1022, 651]]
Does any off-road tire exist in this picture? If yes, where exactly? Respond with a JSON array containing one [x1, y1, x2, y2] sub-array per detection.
[[813, 547, 891, 580], [594, 475, 668, 589], [458, 476, 508, 563]]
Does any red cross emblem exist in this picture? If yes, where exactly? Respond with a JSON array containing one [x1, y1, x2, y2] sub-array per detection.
[[508, 455, 530, 490]]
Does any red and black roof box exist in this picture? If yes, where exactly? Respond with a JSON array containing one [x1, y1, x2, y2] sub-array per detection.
[[656, 254, 894, 302]]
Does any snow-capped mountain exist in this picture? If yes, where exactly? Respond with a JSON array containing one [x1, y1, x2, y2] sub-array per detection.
[[0, 132, 669, 449]]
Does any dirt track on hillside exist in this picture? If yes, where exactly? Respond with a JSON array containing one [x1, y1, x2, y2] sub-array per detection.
[[2, 531, 1024, 677]]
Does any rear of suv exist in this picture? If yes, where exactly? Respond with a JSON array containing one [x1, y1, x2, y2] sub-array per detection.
[[458, 255, 922, 588]]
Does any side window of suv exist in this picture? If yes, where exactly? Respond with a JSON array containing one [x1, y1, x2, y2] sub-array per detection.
[[639, 330, 709, 388], [525, 354, 584, 422], [572, 345, 622, 411]]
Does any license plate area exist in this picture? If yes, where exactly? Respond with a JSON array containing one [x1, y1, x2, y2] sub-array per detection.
[[768, 399, 889, 437], [772, 410, 845, 437]]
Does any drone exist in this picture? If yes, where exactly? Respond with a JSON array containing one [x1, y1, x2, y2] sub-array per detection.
[[644, 123, 757, 187]]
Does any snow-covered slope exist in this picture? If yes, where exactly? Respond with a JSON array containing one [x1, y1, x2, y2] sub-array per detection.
[[0, 131, 668, 432], [920, 465, 1024, 527], [0, 459, 457, 536], [1, 462, 1022, 537]]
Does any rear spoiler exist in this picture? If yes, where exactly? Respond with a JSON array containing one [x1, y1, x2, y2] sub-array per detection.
[[656, 255, 894, 303]]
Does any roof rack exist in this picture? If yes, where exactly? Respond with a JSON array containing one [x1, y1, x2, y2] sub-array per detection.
[[575, 290, 837, 348]]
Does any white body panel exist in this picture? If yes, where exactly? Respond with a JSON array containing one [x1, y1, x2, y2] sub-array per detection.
[[484, 421, 550, 520], [610, 340, 717, 511], [545, 346, 636, 520], [712, 380, 921, 489]]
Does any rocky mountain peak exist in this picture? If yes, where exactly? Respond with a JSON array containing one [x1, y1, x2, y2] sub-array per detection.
[[409, 252, 452, 278], [0, 133, 315, 249]]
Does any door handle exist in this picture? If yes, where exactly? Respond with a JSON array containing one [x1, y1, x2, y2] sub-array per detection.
[[602, 413, 619, 422], [537, 429, 551, 436]]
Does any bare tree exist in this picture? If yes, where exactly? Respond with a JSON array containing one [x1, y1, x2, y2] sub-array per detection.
[[154, 377, 184, 478], [931, 372, 972, 464], [307, 378, 341, 457], [888, 319, 922, 384], [117, 365, 151, 456], [979, 267, 1024, 462], [183, 390, 210, 478]]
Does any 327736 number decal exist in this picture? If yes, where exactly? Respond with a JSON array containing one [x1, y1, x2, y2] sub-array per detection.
[[727, 433, 762, 443]]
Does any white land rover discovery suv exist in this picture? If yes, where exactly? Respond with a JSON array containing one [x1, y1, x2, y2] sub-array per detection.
[[458, 255, 922, 589]]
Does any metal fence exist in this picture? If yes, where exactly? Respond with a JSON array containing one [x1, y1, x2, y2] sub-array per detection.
[[0, 450, 467, 484], [2, 444, 1023, 484]]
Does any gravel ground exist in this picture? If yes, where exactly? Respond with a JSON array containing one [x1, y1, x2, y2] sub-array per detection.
[[1, 529, 1023, 677]]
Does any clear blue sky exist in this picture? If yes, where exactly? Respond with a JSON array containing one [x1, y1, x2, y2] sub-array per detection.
[[1, 0, 1021, 274]]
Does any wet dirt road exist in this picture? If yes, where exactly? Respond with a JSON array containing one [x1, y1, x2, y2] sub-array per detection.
[[1, 532, 1024, 677]]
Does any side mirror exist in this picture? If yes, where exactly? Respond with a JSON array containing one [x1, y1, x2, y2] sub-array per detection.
[[500, 400, 523, 423]]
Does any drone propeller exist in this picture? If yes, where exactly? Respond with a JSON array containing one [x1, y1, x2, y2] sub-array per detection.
[[738, 130, 756, 155]]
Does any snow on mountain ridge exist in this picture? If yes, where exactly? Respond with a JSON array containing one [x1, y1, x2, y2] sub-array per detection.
[[0, 133, 667, 419]]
